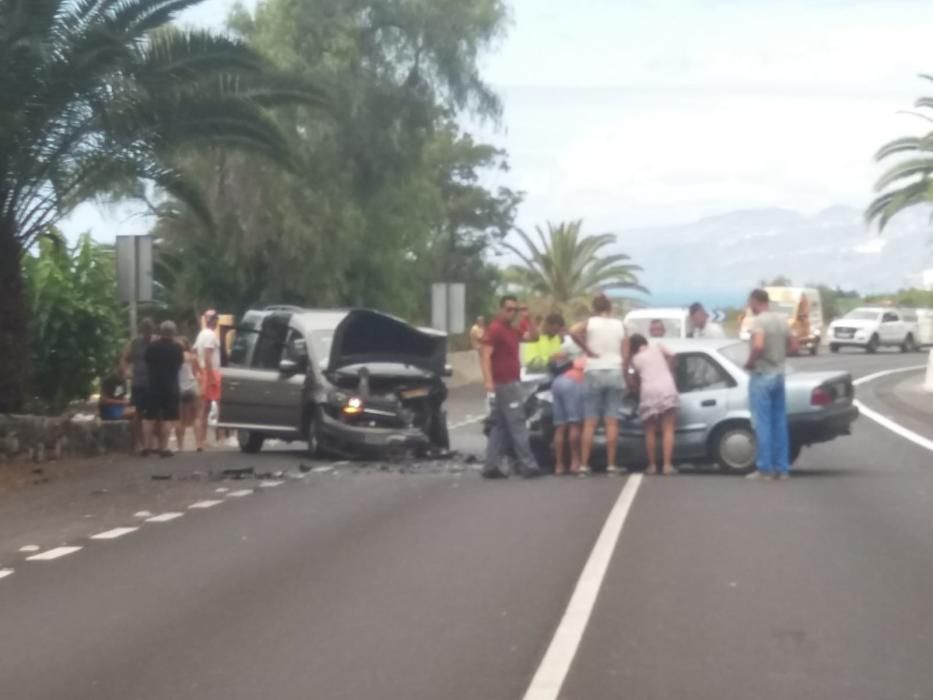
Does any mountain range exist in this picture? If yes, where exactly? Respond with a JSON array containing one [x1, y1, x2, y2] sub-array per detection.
[[616, 205, 933, 310]]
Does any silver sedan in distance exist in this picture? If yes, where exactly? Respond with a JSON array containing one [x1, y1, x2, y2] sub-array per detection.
[[522, 339, 859, 473]]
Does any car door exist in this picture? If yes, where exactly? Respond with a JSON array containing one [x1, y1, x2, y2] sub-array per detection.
[[881, 311, 901, 344], [219, 313, 261, 427], [673, 352, 737, 460], [219, 313, 299, 434]]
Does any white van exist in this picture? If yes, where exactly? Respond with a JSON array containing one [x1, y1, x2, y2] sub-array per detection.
[[624, 308, 690, 338], [739, 287, 824, 355]]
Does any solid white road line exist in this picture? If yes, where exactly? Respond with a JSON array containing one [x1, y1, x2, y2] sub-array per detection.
[[226, 489, 253, 498], [523, 475, 644, 700], [854, 400, 933, 452], [189, 500, 223, 509], [91, 527, 139, 540], [852, 365, 927, 387], [852, 365, 933, 453], [0, 568, 14, 580], [27, 546, 82, 561], [145, 512, 184, 523]]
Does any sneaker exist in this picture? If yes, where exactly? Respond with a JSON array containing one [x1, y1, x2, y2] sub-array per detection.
[[606, 465, 621, 476], [777, 473, 791, 481], [482, 469, 508, 480], [577, 465, 592, 478], [745, 471, 765, 480]]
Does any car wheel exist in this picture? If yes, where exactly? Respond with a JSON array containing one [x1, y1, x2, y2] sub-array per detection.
[[829, 344, 839, 354], [712, 423, 757, 474], [866, 334, 879, 354], [429, 409, 450, 451], [530, 436, 555, 472], [237, 430, 264, 454], [901, 334, 916, 353], [306, 407, 324, 458]]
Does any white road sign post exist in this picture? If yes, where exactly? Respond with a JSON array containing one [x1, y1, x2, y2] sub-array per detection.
[[116, 235, 153, 335], [431, 283, 466, 335]]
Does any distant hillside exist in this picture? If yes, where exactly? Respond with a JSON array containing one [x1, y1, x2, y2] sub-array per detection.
[[615, 206, 933, 309]]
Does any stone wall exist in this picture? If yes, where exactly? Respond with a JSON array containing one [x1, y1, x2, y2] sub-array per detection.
[[446, 350, 483, 389], [0, 415, 132, 464]]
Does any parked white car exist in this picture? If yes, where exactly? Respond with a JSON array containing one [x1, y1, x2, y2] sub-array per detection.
[[828, 307, 920, 353]]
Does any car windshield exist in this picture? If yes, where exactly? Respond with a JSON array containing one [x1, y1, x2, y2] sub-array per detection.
[[309, 330, 333, 363], [771, 302, 795, 317], [843, 310, 880, 321]]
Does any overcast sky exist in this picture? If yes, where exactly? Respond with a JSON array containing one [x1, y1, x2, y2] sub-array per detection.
[[63, 0, 933, 239]]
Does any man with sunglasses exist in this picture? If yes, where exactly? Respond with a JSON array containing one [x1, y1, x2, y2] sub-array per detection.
[[481, 295, 542, 479]]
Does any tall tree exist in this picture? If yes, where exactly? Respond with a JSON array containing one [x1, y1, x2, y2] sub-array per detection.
[[152, 0, 515, 324], [0, 0, 325, 411], [867, 75, 933, 229], [503, 220, 646, 316]]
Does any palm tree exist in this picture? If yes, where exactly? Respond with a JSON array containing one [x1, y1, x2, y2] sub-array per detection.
[[502, 220, 646, 316], [867, 75, 933, 229], [0, 0, 327, 411]]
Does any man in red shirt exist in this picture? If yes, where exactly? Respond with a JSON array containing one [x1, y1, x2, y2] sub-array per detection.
[[481, 295, 542, 479]]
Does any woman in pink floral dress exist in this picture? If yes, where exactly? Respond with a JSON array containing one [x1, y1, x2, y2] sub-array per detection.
[[629, 333, 679, 475]]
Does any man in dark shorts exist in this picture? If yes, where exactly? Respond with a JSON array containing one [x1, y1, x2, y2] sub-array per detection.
[[144, 321, 184, 457], [481, 295, 542, 479]]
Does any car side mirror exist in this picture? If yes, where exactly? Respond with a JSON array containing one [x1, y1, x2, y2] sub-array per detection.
[[279, 358, 299, 376]]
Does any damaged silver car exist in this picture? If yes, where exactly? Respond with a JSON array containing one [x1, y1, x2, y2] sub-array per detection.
[[218, 306, 450, 458]]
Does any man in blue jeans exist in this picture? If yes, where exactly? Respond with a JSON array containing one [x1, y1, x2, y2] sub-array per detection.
[[744, 288, 799, 480]]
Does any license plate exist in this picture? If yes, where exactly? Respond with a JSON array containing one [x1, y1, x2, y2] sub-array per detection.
[[400, 387, 430, 399], [835, 329, 854, 339]]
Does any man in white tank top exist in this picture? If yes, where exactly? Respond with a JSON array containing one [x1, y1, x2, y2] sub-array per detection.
[[570, 293, 628, 475]]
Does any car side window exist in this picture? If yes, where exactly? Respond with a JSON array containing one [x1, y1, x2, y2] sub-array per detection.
[[882, 312, 899, 323], [252, 317, 290, 370], [676, 354, 734, 393]]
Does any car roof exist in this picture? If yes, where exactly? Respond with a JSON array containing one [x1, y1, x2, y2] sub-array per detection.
[[253, 307, 446, 337]]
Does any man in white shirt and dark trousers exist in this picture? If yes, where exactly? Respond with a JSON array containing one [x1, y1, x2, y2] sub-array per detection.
[[687, 302, 725, 339]]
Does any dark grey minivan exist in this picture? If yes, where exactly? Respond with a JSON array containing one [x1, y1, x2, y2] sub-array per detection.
[[218, 306, 450, 457]]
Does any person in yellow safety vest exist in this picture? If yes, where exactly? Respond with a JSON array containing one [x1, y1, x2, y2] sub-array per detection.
[[521, 313, 566, 372]]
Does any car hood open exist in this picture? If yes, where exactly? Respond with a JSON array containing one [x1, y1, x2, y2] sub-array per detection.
[[328, 309, 447, 375]]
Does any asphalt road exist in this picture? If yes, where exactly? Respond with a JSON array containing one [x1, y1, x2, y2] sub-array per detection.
[[1, 349, 932, 699]]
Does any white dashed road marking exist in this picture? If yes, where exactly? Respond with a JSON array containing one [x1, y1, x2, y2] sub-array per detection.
[[188, 500, 223, 509], [226, 489, 253, 498], [311, 466, 333, 474], [215, 487, 230, 493], [0, 568, 13, 580], [134, 511, 154, 518], [259, 480, 284, 488], [18, 545, 40, 553], [27, 546, 83, 561], [450, 416, 485, 431], [145, 512, 184, 523], [91, 527, 139, 540]]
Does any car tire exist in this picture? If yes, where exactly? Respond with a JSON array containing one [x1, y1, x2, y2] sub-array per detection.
[[306, 406, 325, 458], [711, 423, 757, 474], [429, 409, 450, 451], [237, 430, 264, 454], [530, 436, 555, 472], [901, 334, 916, 353], [866, 334, 879, 354], [829, 344, 839, 354]]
